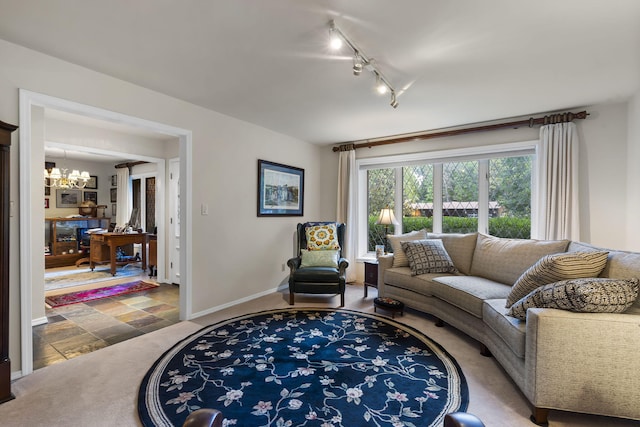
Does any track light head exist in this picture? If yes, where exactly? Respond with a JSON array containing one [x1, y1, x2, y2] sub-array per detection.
[[352, 54, 363, 76], [390, 91, 399, 109], [329, 21, 343, 50]]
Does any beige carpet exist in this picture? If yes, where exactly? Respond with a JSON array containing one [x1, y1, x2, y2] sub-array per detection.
[[1, 284, 637, 426]]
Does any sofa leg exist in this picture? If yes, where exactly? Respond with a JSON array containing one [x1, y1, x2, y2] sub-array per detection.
[[479, 343, 492, 357], [530, 407, 549, 425], [340, 293, 344, 307], [289, 292, 294, 305], [435, 318, 445, 327]]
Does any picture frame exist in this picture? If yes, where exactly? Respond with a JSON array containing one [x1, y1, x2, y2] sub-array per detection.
[[44, 162, 55, 196], [83, 191, 98, 204], [257, 159, 304, 217], [112, 204, 117, 217], [44, 198, 49, 209], [56, 189, 82, 208], [110, 188, 117, 203], [85, 175, 98, 189], [111, 175, 117, 187]]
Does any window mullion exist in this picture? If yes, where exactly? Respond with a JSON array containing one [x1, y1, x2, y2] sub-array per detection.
[[433, 164, 443, 233], [478, 160, 489, 234], [394, 167, 403, 234]]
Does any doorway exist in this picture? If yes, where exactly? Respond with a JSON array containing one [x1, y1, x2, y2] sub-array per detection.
[[19, 89, 193, 376]]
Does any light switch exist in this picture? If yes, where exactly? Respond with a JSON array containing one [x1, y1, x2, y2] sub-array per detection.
[[201, 203, 209, 215]]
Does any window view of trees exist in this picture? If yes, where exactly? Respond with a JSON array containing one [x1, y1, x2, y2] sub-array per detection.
[[367, 155, 533, 251]]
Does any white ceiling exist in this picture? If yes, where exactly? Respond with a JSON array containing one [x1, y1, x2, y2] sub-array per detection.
[[1, 0, 639, 145]]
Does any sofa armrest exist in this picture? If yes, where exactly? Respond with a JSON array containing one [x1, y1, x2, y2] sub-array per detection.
[[376, 254, 394, 296], [524, 308, 640, 420]]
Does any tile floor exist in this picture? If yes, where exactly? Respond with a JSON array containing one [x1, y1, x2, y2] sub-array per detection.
[[33, 270, 179, 370]]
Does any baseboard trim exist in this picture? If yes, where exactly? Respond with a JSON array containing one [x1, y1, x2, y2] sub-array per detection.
[[31, 316, 48, 327], [189, 285, 286, 320], [11, 369, 23, 381]]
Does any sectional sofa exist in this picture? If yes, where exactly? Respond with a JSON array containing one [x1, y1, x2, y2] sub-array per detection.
[[376, 231, 640, 424]]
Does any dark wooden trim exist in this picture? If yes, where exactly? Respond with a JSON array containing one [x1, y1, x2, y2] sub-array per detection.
[[0, 120, 16, 404], [332, 110, 588, 152], [114, 160, 148, 169]]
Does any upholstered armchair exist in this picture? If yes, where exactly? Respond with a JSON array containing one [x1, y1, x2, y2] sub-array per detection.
[[287, 222, 349, 306]]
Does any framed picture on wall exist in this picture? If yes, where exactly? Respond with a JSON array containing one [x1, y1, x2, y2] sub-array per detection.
[[44, 198, 49, 209], [110, 188, 117, 203], [257, 159, 304, 216], [85, 175, 98, 189], [112, 204, 117, 217], [83, 191, 98, 204], [111, 175, 117, 187], [44, 161, 55, 196], [56, 189, 82, 208]]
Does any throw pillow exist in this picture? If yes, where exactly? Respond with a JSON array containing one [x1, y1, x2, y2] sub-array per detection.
[[401, 239, 457, 276], [305, 224, 340, 251], [387, 229, 428, 268], [300, 249, 339, 268], [506, 251, 609, 308], [506, 277, 640, 320]]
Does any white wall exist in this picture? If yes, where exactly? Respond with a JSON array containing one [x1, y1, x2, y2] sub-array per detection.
[[626, 90, 640, 251], [0, 38, 337, 374]]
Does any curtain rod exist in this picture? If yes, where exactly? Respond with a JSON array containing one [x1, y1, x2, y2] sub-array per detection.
[[114, 161, 148, 169], [332, 110, 588, 152]]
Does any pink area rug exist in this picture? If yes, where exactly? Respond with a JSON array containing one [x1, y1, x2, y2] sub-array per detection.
[[45, 281, 158, 307]]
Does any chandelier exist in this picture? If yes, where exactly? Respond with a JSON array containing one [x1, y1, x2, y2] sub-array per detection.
[[44, 167, 91, 189]]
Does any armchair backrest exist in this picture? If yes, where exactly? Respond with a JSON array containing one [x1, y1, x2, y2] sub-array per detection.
[[296, 222, 345, 258]]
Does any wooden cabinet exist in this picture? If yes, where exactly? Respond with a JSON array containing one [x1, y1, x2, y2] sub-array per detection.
[[44, 217, 110, 268], [364, 260, 378, 298], [0, 120, 17, 404]]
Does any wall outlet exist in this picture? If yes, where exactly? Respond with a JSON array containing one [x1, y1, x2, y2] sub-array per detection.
[[281, 263, 286, 272]]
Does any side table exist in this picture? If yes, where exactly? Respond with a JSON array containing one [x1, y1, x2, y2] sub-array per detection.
[[364, 260, 378, 298]]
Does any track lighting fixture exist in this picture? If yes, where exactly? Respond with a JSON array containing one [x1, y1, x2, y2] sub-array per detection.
[[328, 20, 399, 109]]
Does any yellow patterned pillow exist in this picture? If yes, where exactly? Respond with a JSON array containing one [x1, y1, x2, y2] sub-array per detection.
[[305, 224, 340, 251]]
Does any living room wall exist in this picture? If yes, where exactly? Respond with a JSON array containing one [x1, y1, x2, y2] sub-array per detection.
[[0, 38, 336, 374], [626, 90, 640, 251]]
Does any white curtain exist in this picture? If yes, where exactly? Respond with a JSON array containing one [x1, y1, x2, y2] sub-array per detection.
[[115, 167, 131, 228], [537, 122, 580, 240], [336, 144, 357, 283]]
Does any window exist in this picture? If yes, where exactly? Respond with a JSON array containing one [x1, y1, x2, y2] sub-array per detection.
[[358, 143, 536, 258]]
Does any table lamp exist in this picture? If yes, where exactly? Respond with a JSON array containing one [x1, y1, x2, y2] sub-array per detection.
[[376, 208, 399, 252]]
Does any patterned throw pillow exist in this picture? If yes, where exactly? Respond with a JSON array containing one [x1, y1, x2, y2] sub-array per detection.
[[401, 239, 457, 276], [507, 277, 639, 320], [300, 249, 339, 268], [305, 224, 340, 251], [506, 251, 609, 307], [387, 230, 428, 268]]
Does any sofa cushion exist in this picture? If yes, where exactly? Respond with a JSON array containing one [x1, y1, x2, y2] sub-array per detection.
[[383, 267, 445, 297], [506, 251, 609, 307], [299, 249, 339, 268], [431, 276, 512, 318], [470, 234, 569, 285], [427, 232, 478, 275], [483, 299, 526, 359], [402, 239, 457, 276], [507, 277, 640, 320], [387, 230, 428, 267]]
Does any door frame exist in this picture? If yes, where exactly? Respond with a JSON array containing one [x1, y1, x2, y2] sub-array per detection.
[[18, 89, 193, 376]]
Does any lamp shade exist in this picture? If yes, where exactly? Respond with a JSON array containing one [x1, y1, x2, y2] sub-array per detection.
[[376, 208, 399, 226]]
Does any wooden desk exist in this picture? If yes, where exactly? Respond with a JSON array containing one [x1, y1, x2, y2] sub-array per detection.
[[90, 232, 148, 276]]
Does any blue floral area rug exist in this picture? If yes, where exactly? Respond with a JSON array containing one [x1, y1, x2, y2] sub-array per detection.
[[138, 309, 468, 427]]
